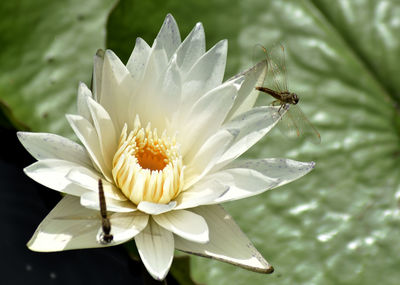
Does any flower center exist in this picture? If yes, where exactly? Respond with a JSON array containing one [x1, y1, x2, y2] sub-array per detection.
[[112, 115, 184, 205]]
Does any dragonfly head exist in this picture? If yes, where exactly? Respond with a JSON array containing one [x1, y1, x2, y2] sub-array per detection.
[[291, 93, 299, 105]]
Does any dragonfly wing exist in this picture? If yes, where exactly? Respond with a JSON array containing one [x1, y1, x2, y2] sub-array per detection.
[[252, 44, 271, 87], [227, 56, 267, 82], [280, 105, 321, 144], [275, 106, 301, 139], [266, 44, 289, 93]]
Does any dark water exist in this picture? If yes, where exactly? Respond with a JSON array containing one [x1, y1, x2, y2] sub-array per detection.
[[0, 127, 176, 285]]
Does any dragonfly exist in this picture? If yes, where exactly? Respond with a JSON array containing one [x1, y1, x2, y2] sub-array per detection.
[[254, 44, 321, 144], [98, 179, 113, 244]]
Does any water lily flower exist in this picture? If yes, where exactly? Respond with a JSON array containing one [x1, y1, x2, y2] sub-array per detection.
[[18, 14, 315, 280]]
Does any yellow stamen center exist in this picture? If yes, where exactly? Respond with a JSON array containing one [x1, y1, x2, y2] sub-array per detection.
[[112, 115, 184, 205]]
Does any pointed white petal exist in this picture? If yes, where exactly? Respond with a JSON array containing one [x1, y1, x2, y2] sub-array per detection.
[[137, 201, 177, 215], [126, 37, 151, 82], [28, 196, 101, 252], [226, 60, 268, 120], [145, 46, 169, 83], [24, 159, 88, 196], [103, 49, 130, 85], [158, 58, 182, 120], [179, 79, 241, 157], [92, 49, 105, 102], [86, 97, 118, 170], [175, 22, 205, 74], [175, 205, 274, 273], [28, 196, 147, 252], [66, 114, 112, 181], [179, 40, 227, 114], [99, 50, 133, 131], [138, 56, 182, 131], [17, 132, 92, 168], [182, 39, 227, 93], [154, 14, 181, 59], [129, 47, 168, 129], [183, 129, 237, 189], [109, 211, 149, 242], [80, 192, 136, 213], [213, 106, 285, 171], [77, 82, 94, 123], [153, 210, 209, 244], [175, 179, 229, 210], [135, 219, 174, 281], [66, 167, 126, 201], [211, 159, 315, 203]]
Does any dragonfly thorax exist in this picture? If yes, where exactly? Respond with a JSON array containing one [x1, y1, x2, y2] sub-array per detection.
[[281, 92, 299, 105]]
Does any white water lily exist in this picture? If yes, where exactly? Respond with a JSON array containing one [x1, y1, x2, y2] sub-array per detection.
[[18, 14, 315, 280]]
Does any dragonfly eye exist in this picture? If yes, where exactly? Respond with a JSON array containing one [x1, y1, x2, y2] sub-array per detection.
[[293, 94, 299, 104]]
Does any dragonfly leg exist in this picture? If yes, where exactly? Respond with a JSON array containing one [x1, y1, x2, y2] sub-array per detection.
[[272, 101, 286, 115]]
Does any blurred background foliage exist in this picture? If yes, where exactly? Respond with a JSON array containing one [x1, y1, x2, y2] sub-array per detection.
[[1, 0, 400, 284]]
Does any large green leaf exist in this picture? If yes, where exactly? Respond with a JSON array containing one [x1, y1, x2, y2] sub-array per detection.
[[0, 0, 116, 137], [106, 0, 243, 78], [107, 0, 400, 284]]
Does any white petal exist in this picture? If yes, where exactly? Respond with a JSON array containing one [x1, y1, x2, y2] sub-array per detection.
[[175, 22, 205, 74], [24, 159, 88, 196], [66, 167, 127, 201], [175, 179, 229, 210], [158, 58, 182, 120], [135, 219, 174, 281], [28, 196, 101, 252], [66, 114, 112, 181], [86, 97, 118, 170], [213, 106, 285, 171], [130, 47, 169, 129], [179, 79, 241, 157], [92, 49, 105, 102], [102, 50, 130, 85], [153, 14, 181, 59], [183, 129, 237, 189], [175, 205, 273, 273], [99, 49, 133, 130], [17, 132, 92, 167], [211, 158, 315, 203], [81, 192, 136, 213], [153, 210, 209, 243], [182, 39, 227, 90], [77, 82, 94, 123], [28, 196, 147, 252], [126, 37, 151, 82], [137, 201, 177, 215], [179, 40, 227, 111], [108, 211, 149, 242], [139, 57, 182, 131], [226, 60, 268, 120]]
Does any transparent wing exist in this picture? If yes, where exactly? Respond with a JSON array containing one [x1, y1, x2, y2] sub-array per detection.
[[227, 55, 267, 83], [267, 44, 288, 93], [250, 44, 269, 85], [252, 43, 268, 67], [275, 106, 300, 139], [277, 105, 321, 144], [252, 44, 270, 88], [252, 44, 288, 93]]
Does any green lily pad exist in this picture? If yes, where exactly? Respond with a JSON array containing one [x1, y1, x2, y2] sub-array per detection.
[[107, 0, 400, 284], [0, 0, 116, 137]]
